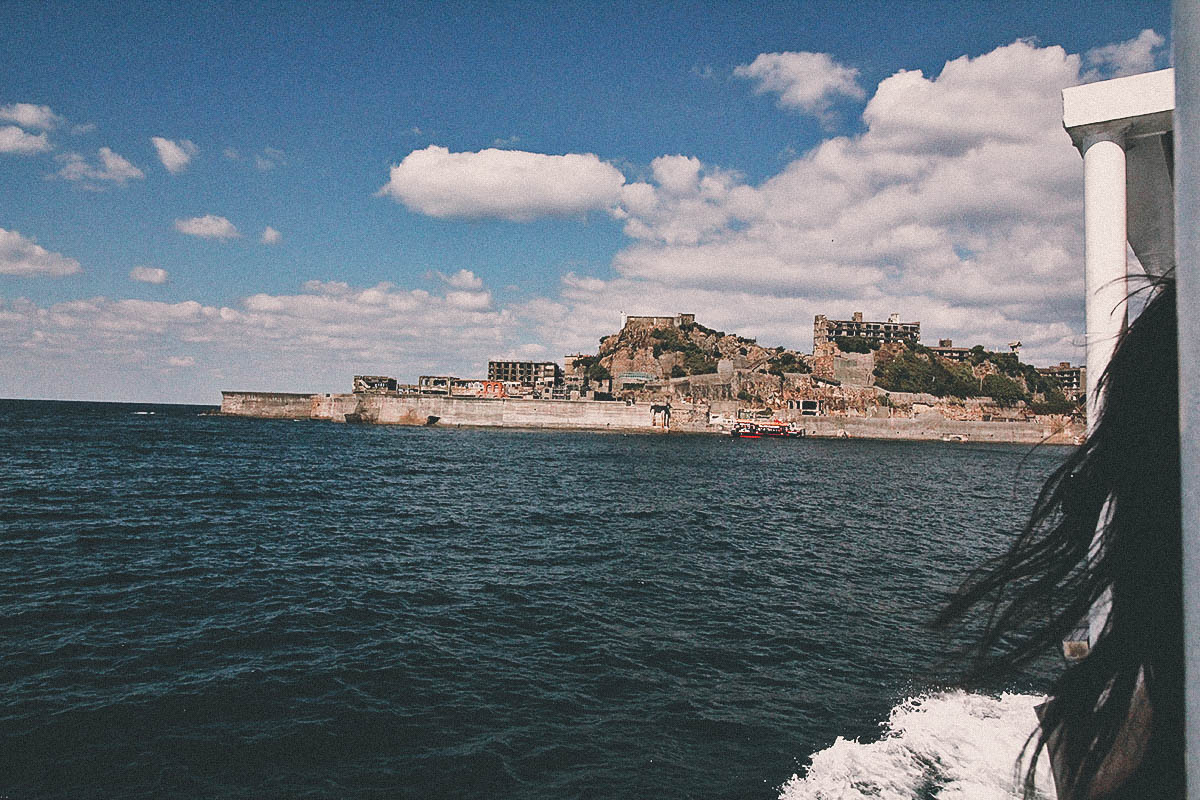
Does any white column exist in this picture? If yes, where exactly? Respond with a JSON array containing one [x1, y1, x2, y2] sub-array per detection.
[[1082, 133, 1129, 431], [1173, 3, 1200, 796]]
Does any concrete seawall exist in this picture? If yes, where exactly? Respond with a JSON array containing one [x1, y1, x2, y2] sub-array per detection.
[[796, 413, 1077, 445], [221, 391, 668, 432], [220, 391, 1081, 444]]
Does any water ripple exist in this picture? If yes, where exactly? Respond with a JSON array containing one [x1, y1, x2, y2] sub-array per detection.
[[0, 400, 1065, 799]]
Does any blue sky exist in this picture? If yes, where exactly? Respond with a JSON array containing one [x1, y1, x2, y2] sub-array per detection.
[[0, 1, 1171, 402]]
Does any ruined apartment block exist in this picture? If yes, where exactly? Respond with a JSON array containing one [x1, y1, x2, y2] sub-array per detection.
[[928, 339, 974, 362], [812, 312, 920, 357], [487, 360, 563, 389], [352, 375, 398, 393], [1036, 362, 1087, 400]]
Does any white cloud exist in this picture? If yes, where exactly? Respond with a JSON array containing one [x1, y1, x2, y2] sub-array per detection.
[[734, 51, 865, 120], [1084, 29, 1167, 80], [0, 34, 1143, 402], [0, 103, 63, 130], [150, 137, 198, 173], [0, 277, 519, 400], [223, 147, 239, 160], [0, 228, 82, 277], [166, 356, 195, 367], [438, 269, 484, 290], [55, 147, 144, 186], [531, 39, 1093, 367], [378, 145, 627, 221], [130, 266, 168, 284], [0, 125, 51, 154], [260, 226, 282, 245], [174, 215, 240, 240], [255, 147, 285, 171]]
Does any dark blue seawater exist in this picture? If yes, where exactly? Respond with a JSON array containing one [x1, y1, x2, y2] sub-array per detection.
[[0, 400, 1067, 799]]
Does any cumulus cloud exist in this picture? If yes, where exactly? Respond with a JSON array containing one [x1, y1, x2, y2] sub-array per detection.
[[1084, 29, 1167, 80], [0, 103, 63, 130], [438, 269, 484, 290], [530, 39, 1096, 367], [734, 51, 865, 121], [378, 145, 627, 221], [0, 228, 82, 277], [151, 137, 198, 173], [55, 147, 144, 186], [0, 277, 518, 400], [130, 266, 168, 284], [174, 215, 240, 240], [0, 34, 1145, 401], [0, 125, 51, 154], [260, 226, 281, 245]]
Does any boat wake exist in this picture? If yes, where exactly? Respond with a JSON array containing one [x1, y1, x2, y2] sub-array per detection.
[[779, 691, 1055, 799]]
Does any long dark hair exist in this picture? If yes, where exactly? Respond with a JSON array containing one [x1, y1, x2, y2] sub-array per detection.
[[935, 278, 1182, 799]]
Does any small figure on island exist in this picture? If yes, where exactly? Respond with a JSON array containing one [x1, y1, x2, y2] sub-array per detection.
[[936, 278, 1183, 799]]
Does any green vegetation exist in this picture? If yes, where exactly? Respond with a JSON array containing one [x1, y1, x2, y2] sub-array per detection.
[[981, 373, 1025, 405], [678, 320, 722, 338], [1030, 390, 1077, 415], [647, 326, 717, 375], [874, 347, 979, 397], [835, 336, 877, 353], [767, 351, 811, 376], [573, 355, 611, 383], [873, 342, 1081, 411]]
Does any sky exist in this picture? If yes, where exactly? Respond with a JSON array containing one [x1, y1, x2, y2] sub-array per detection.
[[0, 0, 1173, 403]]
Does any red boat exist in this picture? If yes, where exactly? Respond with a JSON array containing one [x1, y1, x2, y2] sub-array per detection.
[[729, 421, 803, 438]]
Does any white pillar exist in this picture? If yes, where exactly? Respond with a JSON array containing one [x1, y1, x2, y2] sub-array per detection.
[[1081, 133, 1129, 431], [1173, 3, 1200, 796]]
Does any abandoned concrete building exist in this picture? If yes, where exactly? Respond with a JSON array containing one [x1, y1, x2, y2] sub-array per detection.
[[416, 376, 513, 398], [416, 375, 456, 395], [487, 360, 563, 389], [621, 313, 696, 331], [352, 375, 397, 393], [928, 339, 974, 362], [1036, 362, 1087, 400], [813, 312, 921, 357]]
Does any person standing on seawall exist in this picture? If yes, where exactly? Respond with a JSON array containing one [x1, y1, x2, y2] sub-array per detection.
[[936, 278, 1184, 799]]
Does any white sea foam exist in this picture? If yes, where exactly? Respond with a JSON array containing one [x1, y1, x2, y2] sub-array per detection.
[[780, 691, 1055, 800]]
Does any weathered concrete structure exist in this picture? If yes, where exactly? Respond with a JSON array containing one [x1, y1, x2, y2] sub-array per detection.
[[1036, 362, 1087, 400], [220, 388, 1081, 444], [813, 311, 920, 357], [222, 391, 665, 431], [352, 375, 397, 393], [622, 313, 695, 331], [487, 360, 562, 389]]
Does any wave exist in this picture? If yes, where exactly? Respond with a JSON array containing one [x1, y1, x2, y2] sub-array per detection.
[[780, 690, 1056, 799]]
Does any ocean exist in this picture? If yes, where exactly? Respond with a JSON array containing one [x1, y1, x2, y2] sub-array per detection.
[[0, 399, 1063, 799]]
